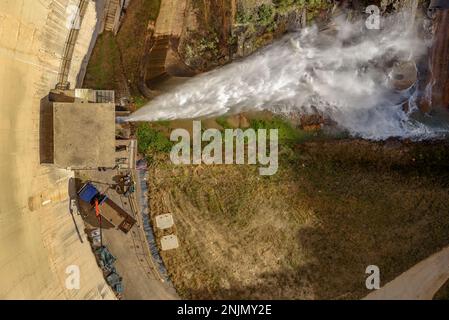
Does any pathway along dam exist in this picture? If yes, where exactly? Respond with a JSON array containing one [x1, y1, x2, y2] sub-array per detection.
[[0, 0, 115, 299]]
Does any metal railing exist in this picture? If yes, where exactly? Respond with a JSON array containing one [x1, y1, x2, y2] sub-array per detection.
[[56, 0, 89, 89]]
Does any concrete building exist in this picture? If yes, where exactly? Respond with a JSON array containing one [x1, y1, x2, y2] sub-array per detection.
[[47, 88, 137, 171], [53, 101, 116, 169]]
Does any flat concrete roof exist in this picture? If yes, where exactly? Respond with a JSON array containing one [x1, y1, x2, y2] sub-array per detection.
[[53, 102, 116, 169]]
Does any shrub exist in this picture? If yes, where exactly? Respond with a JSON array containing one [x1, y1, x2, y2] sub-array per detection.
[[249, 116, 317, 144], [257, 4, 274, 26], [137, 123, 173, 154]]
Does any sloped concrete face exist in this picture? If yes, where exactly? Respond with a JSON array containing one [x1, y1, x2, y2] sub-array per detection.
[[0, 0, 115, 299]]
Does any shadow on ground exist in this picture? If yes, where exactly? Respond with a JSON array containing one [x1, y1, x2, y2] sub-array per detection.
[[39, 95, 54, 164], [161, 140, 449, 300]]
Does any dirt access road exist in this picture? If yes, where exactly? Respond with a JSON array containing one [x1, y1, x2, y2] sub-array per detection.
[[82, 168, 178, 300]]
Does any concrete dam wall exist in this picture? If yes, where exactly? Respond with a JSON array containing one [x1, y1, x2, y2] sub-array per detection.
[[0, 0, 115, 299]]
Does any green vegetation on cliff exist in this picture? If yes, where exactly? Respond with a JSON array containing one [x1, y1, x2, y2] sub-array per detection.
[[137, 123, 173, 155]]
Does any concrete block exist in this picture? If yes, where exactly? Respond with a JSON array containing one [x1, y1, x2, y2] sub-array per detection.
[[155, 214, 174, 230], [161, 235, 179, 251]]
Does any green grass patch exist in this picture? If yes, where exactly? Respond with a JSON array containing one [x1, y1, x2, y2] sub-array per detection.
[[237, 3, 276, 27], [132, 95, 148, 109], [273, 0, 330, 11], [137, 123, 173, 156], [249, 117, 314, 143], [83, 32, 121, 90], [215, 116, 233, 129]]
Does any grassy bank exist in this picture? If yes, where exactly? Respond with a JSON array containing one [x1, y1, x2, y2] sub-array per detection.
[[140, 116, 449, 299], [83, 32, 121, 90]]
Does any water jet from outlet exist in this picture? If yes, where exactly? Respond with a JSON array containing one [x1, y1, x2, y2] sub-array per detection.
[[127, 10, 449, 140]]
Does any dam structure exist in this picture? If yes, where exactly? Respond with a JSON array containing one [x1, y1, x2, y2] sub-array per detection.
[[0, 0, 117, 299]]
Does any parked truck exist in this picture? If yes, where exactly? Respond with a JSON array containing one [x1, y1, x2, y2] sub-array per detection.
[[78, 182, 136, 233]]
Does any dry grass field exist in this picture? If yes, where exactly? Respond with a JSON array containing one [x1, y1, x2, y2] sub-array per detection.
[[147, 135, 449, 299]]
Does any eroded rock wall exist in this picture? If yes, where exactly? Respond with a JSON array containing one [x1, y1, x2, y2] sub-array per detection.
[[429, 9, 449, 110]]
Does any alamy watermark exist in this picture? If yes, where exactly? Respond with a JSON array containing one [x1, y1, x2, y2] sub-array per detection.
[[365, 5, 381, 30], [365, 265, 381, 290], [170, 121, 279, 176]]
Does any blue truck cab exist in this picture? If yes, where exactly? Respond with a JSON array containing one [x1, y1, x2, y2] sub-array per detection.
[[78, 183, 108, 206]]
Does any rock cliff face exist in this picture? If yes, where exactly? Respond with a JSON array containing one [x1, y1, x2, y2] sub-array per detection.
[[428, 9, 449, 110]]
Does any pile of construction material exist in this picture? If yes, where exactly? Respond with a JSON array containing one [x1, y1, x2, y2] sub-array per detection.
[[88, 229, 124, 298], [94, 245, 124, 297]]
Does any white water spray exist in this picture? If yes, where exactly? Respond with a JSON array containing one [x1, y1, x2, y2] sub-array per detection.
[[127, 11, 449, 140]]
